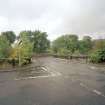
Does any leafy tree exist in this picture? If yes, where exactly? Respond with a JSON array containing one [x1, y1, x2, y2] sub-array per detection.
[[52, 34, 78, 55], [79, 36, 92, 54], [9, 32, 33, 66], [90, 48, 105, 63], [83, 36, 92, 50], [19, 30, 50, 53], [18, 32, 33, 65], [32, 30, 50, 53], [66, 35, 78, 53], [19, 39, 33, 58], [1, 31, 16, 44], [83, 36, 91, 41], [0, 36, 11, 58], [19, 31, 32, 42], [93, 39, 105, 50], [89, 39, 105, 63]]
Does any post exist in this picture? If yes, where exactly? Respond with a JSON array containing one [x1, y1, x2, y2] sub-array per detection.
[[19, 46, 21, 66], [18, 40, 22, 66]]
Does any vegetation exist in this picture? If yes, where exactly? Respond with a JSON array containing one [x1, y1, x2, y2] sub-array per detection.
[[52, 34, 105, 63], [52, 35, 78, 55], [89, 39, 105, 63], [89, 49, 105, 63], [0, 29, 105, 66], [52, 35, 92, 55], [0, 35, 11, 59], [32, 31, 50, 53], [0, 30, 50, 66], [19, 30, 50, 53], [78, 36, 92, 54], [1, 31, 16, 44], [16, 32, 34, 65]]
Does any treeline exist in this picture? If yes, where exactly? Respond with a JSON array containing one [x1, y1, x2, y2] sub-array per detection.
[[0, 31, 105, 65], [52, 34, 105, 63], [0, 30, 50, 65]]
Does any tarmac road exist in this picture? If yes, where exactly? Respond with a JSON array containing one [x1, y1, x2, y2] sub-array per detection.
[[0, 57, 105, 105]]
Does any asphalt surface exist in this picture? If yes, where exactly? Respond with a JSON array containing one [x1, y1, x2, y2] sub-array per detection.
[[0, 57, 105, 105]]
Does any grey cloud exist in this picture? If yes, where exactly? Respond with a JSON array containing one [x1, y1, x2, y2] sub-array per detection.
[[0, 0, 50, 20], [0, 0, 105, 40], [56, 0, 105, 39]]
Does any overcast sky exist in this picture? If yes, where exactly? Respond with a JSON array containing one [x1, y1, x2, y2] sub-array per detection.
[[0, 0, 105, 40]]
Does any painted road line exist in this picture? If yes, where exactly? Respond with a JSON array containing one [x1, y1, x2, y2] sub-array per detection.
[[14, 70, 62, 81], [41, 66, 62, 76], [80, 83, 90, 90], [80, 82, 105, 98], [41, 66, 48, 72], [14, 75, 52, 80], [14, 73, 61, 81], [93, 89, 105, 98]]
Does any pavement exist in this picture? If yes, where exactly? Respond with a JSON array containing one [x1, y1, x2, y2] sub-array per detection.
[[0, 57, 105, 105]]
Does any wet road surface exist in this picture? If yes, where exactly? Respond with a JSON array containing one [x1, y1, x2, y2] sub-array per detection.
[[0, 57, 105, 105]]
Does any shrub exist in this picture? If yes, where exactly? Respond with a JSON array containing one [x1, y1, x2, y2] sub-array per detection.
[[90, 48, 105, 63]]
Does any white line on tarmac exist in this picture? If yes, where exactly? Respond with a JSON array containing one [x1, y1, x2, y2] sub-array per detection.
[[14, 67, 62, 81], [14, 75, 53, 80], [80, 82, 105, 98], [41, 67, 48, 71], [14, 73, 61, 81], [42, 66, 62, 76], [80, 83, 90, 90], [93, 89, 105, 97]]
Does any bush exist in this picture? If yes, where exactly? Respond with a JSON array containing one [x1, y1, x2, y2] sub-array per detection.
[[57, 48, 71, 56], [0, 36, 11, 58], [90, 48, 105, 63]]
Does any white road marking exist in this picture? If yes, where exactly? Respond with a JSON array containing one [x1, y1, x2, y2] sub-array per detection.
[[93, 90, 105, 97], [14, 67, 62, 81], [41, 67, 47, 71], [41, 66, 62, 76], [90, 66, 96, 70], [14, 75, 53, 80], [55, 58, 67, 62], [80, 83, 90, 90], [54, 71, 62, 76], [93, 90, 102, 95], [14, 73, 61, 81], [80, 82, 105, 98]]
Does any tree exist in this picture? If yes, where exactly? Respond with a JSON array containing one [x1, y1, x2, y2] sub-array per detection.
[[79, 36, 92, 54], [0, 35, 11, 58], [18, 32, 33, 65], [1, 31, 16, 44], [19, 30, 50, 53], [93, 39, 105, 50], [32, 30, 50, 53], [19, 31, 32, 42], [83, 36, 91, 41], [52, 34, 78, 55], [90, 48, 105, 63], [89, 39, 105, 63], [66, 35, 78, 54]]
